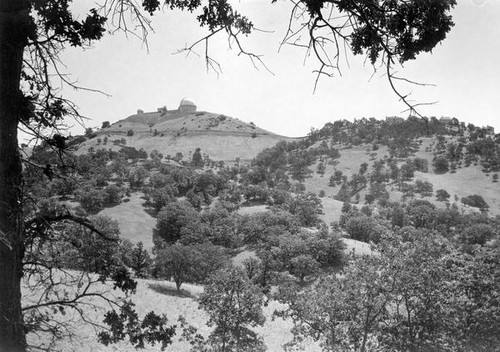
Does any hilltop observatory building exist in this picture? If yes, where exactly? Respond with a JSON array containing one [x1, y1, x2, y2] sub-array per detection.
[[178, 98, 197, 113], [135, 98, 197, 117]]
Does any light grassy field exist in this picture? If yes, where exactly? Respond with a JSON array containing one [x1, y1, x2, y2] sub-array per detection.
[[27, 276, 321, 352], [304, 144, 389, 199], [237, 204, 269, 215], [320, 197, 344, 225], [343, 238, 373, 256], [415, 168, 499, 216], [398, 137, 499, 216], [100, 192, 155, 249], [303, 139, 499, 217], [231, 249, 257, 267]]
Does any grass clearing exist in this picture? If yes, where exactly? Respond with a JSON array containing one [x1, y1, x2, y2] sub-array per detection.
[[343, 238, 373, 256], [100, 192, 155, 249]]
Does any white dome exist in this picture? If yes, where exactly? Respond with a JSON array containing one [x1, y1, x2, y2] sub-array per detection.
[[179, 98, 196, 107]]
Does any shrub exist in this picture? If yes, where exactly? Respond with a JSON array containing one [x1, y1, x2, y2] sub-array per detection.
[[414, 158, 428, 172], [433, 157, 449, 174], [127, 129, 134, 136], [344, 214, 385, 243], [436, 189, 450, 202], [450, 162, 457, 173], [461, 194, 489, 210], [458, 224, 495, 247], [104, 184, 122, 205], [415, 180, 433, 196], [78, 190, 105, 213]]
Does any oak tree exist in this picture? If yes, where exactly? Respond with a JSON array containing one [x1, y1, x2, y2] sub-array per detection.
[[197, 267, 266, 352]]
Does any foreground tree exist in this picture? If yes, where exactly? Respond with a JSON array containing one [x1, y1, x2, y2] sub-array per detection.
[[0, 0, 456, 350], [122, 241, 153, 278], [182, 267, 266, 352], [275, 254, 388, 352]]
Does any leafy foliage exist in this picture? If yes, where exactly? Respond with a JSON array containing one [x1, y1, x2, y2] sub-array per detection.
[[461, 194, 489, 210], [154, 201, 202, 247], [436, 189, 450, 202], [155, 243, 228, 291], [191, 147, 204, 168], [433, 156, 450, 174], [192, 267, 266, 352], [121, 241, 153, 278], [98, 301, 175, 351], [275, 233, 500, 352]]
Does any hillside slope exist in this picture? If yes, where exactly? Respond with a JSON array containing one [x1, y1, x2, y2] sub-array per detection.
[[80, 110, 299, 161], [302, 137, 500, 218]]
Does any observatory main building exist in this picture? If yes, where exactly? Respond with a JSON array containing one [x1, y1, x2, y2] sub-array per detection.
[[134, 97, 197, 117], [178, 98, 197, 113]]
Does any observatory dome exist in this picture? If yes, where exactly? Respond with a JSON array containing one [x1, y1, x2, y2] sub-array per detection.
[[178, 98, 197, 113]]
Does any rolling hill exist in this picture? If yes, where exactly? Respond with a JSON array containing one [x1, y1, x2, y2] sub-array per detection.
[[78, 101, 299, 162]]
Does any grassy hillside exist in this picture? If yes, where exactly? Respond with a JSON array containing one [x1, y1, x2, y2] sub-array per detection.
[[29, 276, 320, 352], [300, 136, 499, 217], [80, 111, 298, 162]]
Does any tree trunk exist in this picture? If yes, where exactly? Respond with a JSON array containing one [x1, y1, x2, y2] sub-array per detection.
[[174, 277, 182, 291], [0, 1, 29, 351]]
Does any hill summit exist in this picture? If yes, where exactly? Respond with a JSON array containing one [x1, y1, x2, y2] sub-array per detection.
[[81, 98, 298, 161]]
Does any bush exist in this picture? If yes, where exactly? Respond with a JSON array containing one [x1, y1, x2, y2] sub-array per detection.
[[458, 224, 495, 247], [78, 190, 105, 214], [341, 201, 352, 213], [344, 214, 385, 243], [461, 194, 489, 210], [120, 241, 152, 278], [104, 184, 122, 205], [433, 157, 449, 174], [415, 180, 433, 196], [127, 129, 134, 136], [413, 158, 428, 172], [436, 189, 450, 202]]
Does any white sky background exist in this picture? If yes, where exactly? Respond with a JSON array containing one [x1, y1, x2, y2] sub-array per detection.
[[60, 0, 500, 138]]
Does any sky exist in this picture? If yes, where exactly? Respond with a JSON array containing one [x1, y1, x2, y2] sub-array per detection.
[[59, 0, 500, 138]]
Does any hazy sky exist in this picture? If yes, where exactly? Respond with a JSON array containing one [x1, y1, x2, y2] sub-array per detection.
[[60, 0, 500, 137]]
